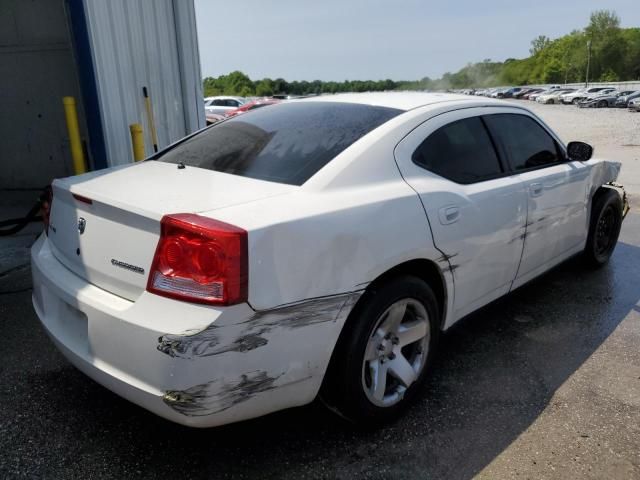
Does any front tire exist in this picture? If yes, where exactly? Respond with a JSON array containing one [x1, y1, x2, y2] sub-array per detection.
[[322, 276, 440, 426], [583, 189, 623, 267]]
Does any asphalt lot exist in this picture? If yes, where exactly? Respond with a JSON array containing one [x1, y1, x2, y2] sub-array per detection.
[[1, 105, 640, 479]]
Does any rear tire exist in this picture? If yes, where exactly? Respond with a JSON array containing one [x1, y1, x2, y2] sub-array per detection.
[[321, 276, 440, 426], [598, 100, 608, 108], [583, 189, 623, 267]]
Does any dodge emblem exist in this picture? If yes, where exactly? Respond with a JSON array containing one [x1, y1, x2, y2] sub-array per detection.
[[77, 217, 86, 235]]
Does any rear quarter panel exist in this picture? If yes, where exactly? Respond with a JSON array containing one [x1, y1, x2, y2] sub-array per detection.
[[208, 181, 448, 311]]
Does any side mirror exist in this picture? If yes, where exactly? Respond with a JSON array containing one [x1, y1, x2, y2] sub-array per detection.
[[567, 141, 593, 161]]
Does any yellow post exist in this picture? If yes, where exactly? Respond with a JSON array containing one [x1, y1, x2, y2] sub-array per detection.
[[62, 97, 87, 174], [129, 123, 145, 161]]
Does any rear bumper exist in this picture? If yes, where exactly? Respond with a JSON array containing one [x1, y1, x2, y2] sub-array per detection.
[[31, 234, 359, 427]]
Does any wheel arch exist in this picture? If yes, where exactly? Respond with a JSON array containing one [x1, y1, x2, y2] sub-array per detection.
[[361, 259, 447, 328], [319, 257, 448, 404], [589, 182, 625, 221]]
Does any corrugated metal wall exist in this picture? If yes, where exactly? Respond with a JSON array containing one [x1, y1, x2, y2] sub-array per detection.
[[82, 0, 204, 166], [0, 0, 88, 188]]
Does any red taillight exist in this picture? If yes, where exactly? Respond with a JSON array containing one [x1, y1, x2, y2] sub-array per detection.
[[40, 185, 53, 235], [146, 214, 248, 306]]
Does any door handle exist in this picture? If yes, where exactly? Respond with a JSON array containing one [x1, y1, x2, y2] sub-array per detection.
[[529, 182, 543, 197], [438, 205, 460, 225]]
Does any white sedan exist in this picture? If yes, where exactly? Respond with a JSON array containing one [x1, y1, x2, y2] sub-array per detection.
[[32, 93, 628, 428], [203, 96, 245, 115]]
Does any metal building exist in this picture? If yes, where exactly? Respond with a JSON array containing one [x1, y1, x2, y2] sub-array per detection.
[[0, 0, 205, 189]]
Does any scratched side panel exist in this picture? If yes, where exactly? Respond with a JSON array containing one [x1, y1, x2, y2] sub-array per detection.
[[585, 159, 621, 198], [510, 159, 622, 291], [158, 292, 363, 419]]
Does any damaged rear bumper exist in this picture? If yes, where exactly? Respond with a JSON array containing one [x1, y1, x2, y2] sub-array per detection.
[[31, 234, 360, 427]]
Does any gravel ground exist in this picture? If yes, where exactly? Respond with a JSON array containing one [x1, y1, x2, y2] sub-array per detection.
[[518, 101, 640, 197], [1, 106, 640, 479]]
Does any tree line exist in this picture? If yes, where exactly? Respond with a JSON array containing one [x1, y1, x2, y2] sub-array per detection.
[[203, 10, 640, 96], [203, 73, 399, 97]]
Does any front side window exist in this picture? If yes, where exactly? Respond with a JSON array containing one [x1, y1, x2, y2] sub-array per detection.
[[157, 102, 401, 185], [483, 114, 562, 170], [412, 116, 503, 184]]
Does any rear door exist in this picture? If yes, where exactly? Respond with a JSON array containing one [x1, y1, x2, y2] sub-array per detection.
[[395, 108, 528, 320], [483, 113, 590, 287]]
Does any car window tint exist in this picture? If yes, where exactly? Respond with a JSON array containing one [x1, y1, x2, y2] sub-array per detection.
[[157, 102, 401, 185], [412, 116, 502, 184], [483, 114, 561, 170]]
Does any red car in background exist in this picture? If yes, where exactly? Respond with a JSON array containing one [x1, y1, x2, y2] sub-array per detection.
[[225, 98, 281, 117]]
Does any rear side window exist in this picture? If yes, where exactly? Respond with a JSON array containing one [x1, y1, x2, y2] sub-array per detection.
[[484, 114, 562, 170], [412, 116, 503, 184], [158, 102, 401, 185]]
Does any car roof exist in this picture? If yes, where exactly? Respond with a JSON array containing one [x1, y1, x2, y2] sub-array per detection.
[[297, 91, 504, 111]]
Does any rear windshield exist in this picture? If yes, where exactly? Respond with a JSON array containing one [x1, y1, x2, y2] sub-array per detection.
[[157, 102, 402, 185]]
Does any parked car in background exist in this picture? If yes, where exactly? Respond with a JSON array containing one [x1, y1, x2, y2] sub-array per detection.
[[579, 90, 634, 108], [224, 99, 281, 118], [502, 87, 523, 98], [490, 88, 509, 98], [521, 88, 544, 100], [561, 87, 607, 105], [32, 93, 627, 428], [204, 96, 246, 115], [615, 90, 640, 108], [513, 88, 538, 99], [528, 90, 551, 101], [629, 97, 640, 112], [536, 89, 577, 104], [584, 88, 618, 100]]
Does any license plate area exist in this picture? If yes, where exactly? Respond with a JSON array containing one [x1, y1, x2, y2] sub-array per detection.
[[40, 285, 89, 356]]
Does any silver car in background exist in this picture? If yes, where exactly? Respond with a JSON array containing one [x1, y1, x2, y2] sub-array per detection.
[[204, 96, 246, 115]]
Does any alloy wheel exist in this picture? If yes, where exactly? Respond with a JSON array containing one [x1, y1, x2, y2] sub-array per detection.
[[361, 298, 430, 407]]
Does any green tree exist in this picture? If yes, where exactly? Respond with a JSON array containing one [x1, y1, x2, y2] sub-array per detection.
[[586, 10, 620, 38], [530, 35, 551, 55], [255, 78, 274, 96], [273, 78, 287, 94]]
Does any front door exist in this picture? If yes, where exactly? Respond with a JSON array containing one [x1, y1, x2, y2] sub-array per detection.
[[482, 113, 590, 287]]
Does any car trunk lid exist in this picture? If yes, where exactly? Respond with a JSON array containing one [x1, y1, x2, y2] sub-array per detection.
[[47, 161, 293, 301]]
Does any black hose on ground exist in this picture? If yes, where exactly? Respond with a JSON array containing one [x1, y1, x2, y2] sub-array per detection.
[[0, 190, 47, 237]]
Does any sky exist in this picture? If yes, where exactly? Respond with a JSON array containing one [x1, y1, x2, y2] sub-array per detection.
[[194, 0, 640, 82]]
